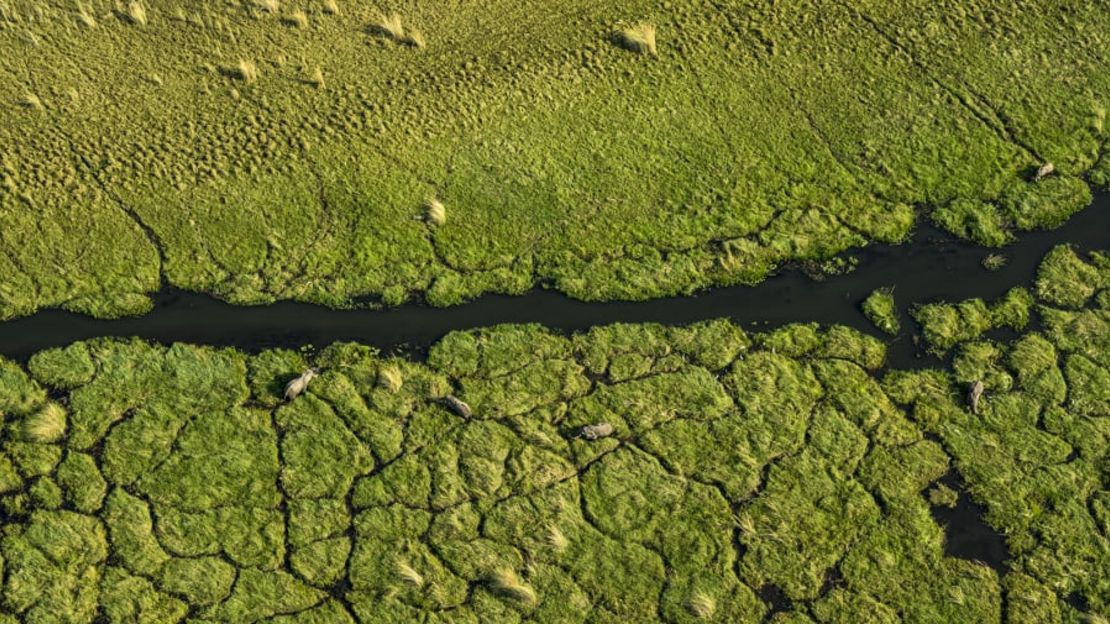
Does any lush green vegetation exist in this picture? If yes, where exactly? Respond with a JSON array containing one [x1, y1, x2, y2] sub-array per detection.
[[861, 288, 900, 335], [0, 1, 1107, 318], [911, 286, 1035, 354], [0, 245, 1105, 622]]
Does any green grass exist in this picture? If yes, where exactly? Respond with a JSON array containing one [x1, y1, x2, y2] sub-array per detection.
[[0, 1, 1107, 317], [911, 287, 1034, 354], [862, 287, 900, 335], [0, 247, 1104, 621]]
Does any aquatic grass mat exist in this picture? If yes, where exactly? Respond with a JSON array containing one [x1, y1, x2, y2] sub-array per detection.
[[0, 247, 1105, 622]]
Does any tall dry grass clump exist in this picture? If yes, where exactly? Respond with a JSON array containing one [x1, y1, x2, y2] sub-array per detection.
[[24, 402, 66, 442], [254, 0, 280, 13], [488, 568, 537, 607], [406, 27, 425, 48], [619, 22, 656, 55], [395, 559, 424, 588], [20, 92, 44, 110], [374, 12, 404, 40], [546, 524, 568, 552], [306, 66, 324, 88], [322, 0, 339, 14], [283, 8, 307, 27], [425, 197, 446, 225], [77, 3, 96, 27], [228, 59, 258, 84], [688, 591, 716, 619], [124, 0, 147, 25], [378, 364, 403, 392]]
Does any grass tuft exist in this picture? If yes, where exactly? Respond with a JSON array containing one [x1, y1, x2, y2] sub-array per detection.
[[688, 591, 716, 618], [395, 558, 424, 588], [546, 524, 568, 552], [226, 60, 259, 84], [322, 0, 339, 15], [306, 67, 324, 88], [77, 3, 96, 27], [927, 483, 958, 508], [406, 28, 425, 49], [425, 197, 446, 226], [618, 22, 656, 55], [283, 8, 307, 27], [982, 253, 1008, 271], [24, 402, 66, 442], [124, 0, 147, 25], [374, 12, 405, 41], [254, 0, 280, 13], [488, 568, 537, 607], [378, 364, 403, 392], [20, 92, 44, 110]]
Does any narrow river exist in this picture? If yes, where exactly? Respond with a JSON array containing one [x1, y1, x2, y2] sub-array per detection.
[[0, 192, 1106, 368]]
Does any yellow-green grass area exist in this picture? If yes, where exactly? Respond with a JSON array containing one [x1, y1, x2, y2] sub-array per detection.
[[0, 0, 1108, 318], [0, 247, 1106, 622]]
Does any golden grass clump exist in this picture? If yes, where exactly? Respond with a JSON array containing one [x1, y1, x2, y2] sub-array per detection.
[[254, 0, 280, 13], [406, 28, 425, 49], [20, 92, 44, 110], [24, 402, 66, 443], [374, 12, 404, 40], [283, 8, 307, 27], [228, 59, 259, 84], [425, 197, 446, 225], [322, 0, 339, 14], [688, 591, 716, 619], [77, 3, 96, 27], [619, 22, 657, 55], [488, 568, 537, 607], [124, 0, 147, 25], [546, 524, 568, 552], [306, 66, 324, 88], [395, 559, 424, 588], [378, 364, 403, 392]]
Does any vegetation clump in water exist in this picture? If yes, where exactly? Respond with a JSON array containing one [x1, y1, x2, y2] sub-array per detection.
[[861, 287, 900, 335], [0, 2, 1107, 318], [0, 247, 1104, 621]]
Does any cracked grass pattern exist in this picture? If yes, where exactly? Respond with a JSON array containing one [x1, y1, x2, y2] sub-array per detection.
[[0, 246, 1106, 622]]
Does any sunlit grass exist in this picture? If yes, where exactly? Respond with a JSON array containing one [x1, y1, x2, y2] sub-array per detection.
[[488, 568, 537, 607], [618, 22, 656, 55]]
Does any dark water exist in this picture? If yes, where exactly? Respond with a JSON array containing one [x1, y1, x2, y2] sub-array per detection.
[[929, 471, 1009, 572], [0, 192, 1105, 365]]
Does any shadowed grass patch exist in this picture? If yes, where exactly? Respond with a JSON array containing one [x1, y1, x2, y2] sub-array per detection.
[[372, 12, 405, 41], [617, 22, 656, 55], [488, 568, 537, 607], [223, 60, 259, 84]]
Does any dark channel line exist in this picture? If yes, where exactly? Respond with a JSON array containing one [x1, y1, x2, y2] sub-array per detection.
[[0, 192, 1106, 366]]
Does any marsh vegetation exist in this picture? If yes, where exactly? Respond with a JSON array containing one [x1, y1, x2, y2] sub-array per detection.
[[0, 0, 1107, 318], [0, 246, 1104, 622]]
